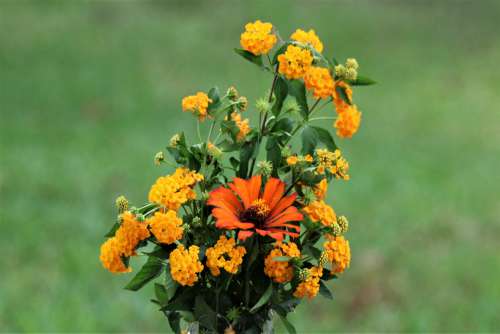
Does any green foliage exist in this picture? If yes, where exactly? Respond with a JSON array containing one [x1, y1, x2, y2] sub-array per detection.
[[124, 257, 164, 291]]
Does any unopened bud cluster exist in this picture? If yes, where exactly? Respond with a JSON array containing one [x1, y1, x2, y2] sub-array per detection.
[[335, 57, 359, 81], [115, 195, 129, 213]]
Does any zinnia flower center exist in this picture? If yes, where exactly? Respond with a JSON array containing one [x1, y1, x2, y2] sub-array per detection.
[[239, 199, 270, 225]]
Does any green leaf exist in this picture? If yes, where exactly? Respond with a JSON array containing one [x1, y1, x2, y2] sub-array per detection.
[[311, 126, 337, 151], [230, 157, 240, 170], [287, 80, 309, 119], [234, 48, 264, 68], [271, 117, 294, 136], [154, 283, 169, 307], [238, 139, 257, 178], [272, 256, 291, 262], [319, 280, 334, 299], [207, 86, 221, 112], [194, 295, 217, 330], [272, 76, 288, 115], [104, 222, 120, 238], [218, 139, 240, 152], [166, 311, 181, 334], [266, 137, 281, 177], [165, 263, 178, 300], [346, 75, 376, 86], [278, 313, 297, 334], [301, 126, 318, 155], [124, 257, 163, 291], [250, 282, 273, 313]]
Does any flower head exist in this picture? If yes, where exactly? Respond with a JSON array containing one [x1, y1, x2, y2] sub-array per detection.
[[114, 211, 150, 257], [230, 112, 251, 142], [208, 175, 303, 241], [333, 80, 353, 113], [315, 148, 350, 180], [206, 235, 246, 276], [169, 133, 181, 147], [182, 92, 212, 121], [314, 178, 328, 200], [148, 210, 183, 244], [291, 28, 324, 53], [169, 245, 204, 286], [304, 66, 335, 99], [240, 20, 277, 55], [154, 151, 164, 166], [303, 200, 337, 227], [99, 237, 131, 273], [286, 155, 298, 166], [293, 266, 323, 299], [277, 45, 313, 80], [323, 235, 351, 274], [115, 195, 129, 213], [264, 242, 300, 283], [335, 105, 361, 138], [148, 167, 203, 211], [346, 58, 359, 70]]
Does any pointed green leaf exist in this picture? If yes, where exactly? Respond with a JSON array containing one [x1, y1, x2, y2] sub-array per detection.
[[272, 256, 291, 262], [104, 222, 120, 238], [250, 282, 273, 313], [287, 80, 309, 118], [319, 280, 334, 299], [278, 313, 297, 334], [124, 257, 163, 291], [346, 75, 376, 86], [311, 126, 337, 151], [194, 295, 217, 330], [272, 76, 288, 115], [234, 48, 264, 68], [301, 126, 318, 155]]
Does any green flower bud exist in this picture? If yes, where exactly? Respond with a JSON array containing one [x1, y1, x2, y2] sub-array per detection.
[[226, 86, 239, 101], [154, 151, 164, 166], [345, 68, 358, 81], [331, 223, 342, 236], [255, 98, 271, 114], [256, 160, 273, 177], [319, 251, 330, 267], [297, 268, 310, 281], [346, 58, 359, 70], [192, 216, 202, 227], [169, 134, 181, 148], [334, 64, 347, 78], [115, 195, 129, 213], [281, 146, 292, 158], [236, 96, 248, 112], [283, 99, 301, 115], [338, 215, 349, 233]]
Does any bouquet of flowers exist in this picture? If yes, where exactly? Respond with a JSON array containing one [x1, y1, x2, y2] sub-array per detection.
[[99, 20, 375, 334]]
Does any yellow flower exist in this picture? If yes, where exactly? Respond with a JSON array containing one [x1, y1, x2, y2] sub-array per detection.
[[291, 28, 324, 53], [182, 92, 212, 121], [277, 45, 313, 80], [115, 211, 150, 257], [323, 235, 351, 274], [148, 210, 183, 244], [169, 245, 204, 286], [303, 200, 337, 227], [304, 66, 335, 99], [264, 242, 301, 283], [99, 237, 131, 273], [286, 155, 298, 166], [314, 178, 328, 200], [148, 167, 204, 211], [302, 154, 314, 163], [315, 148, 350, 180], [230, 112, 250, 141], [335, 105, 361, 138], [240, 20, 277, 55], [333, 80, 353, 113], [206, 235, 246, 276], [293, 266, 323, 299]]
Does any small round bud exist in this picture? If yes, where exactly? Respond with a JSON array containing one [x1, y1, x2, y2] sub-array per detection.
[[169, 134, 181, 148], [331, 223, 342, 236], [255, 98, 271, 114], [154, 151, 164, 166], [226, 307, 240, 321], [201, 191, 209, 202], [256, 160, 273, 177], [298, 268, 310, 281], [319, 251, 330, 267], [338, 215, 349, 233], [227, 86, 239, 101], [115, 195, 129, 213], [182, 224, 191, 233], [283, 99, 301, 115], [303, 189, 316, 205], [345, 68, 358, 81], [345, 58, 359, 70], [236, 96, 248, 112], [191, 216, 202, 227], [334, 64, 347, 78], [281, 146, 292, 158]]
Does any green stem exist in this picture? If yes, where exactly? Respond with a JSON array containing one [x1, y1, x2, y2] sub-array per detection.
[[309, 116, 336, 122]]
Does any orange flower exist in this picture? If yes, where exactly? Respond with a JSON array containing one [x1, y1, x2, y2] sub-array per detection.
[[208, 175, 303, 241], [334, 104, 361, 138], [332, 80, 353, 113]]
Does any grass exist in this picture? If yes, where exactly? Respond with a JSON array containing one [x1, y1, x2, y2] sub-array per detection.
[[1, 0, 499, 332]]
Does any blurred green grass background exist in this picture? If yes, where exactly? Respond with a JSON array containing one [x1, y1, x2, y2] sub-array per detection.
[[1, 0, 499, 332]]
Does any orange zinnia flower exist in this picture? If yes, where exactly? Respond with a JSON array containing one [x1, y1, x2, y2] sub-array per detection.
[[208, 175, 303, 241]]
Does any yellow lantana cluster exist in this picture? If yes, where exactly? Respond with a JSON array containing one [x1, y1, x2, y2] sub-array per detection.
[[148, 167, 203, 210], [293, 266, 323, 299], [169, 245, 204, 286], [303, 200, 337, 227], [315, 148, 350, 180], [335, 104, 362, 139], [291, 28, 324, 53], [206, 235, 246, 276], [323, 235, 351, 274], [230, 112, 251, 141], [304, 66, 335, 99], [240, 20, 277, 56], [314, 178, 328, 200], [182, 92, 212, 121], [148, 210, 183, 244], [286, 154, 313, 166], [264, 242, 301, 283], [277, 45, 313, 80], [99, 211, 150, 273]]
